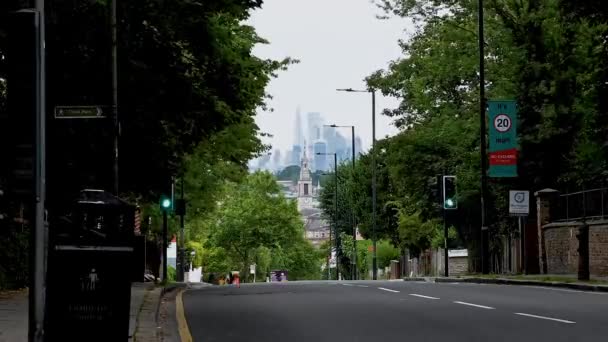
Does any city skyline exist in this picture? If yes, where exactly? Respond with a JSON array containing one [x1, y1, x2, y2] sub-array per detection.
[[247, 0, 407, 160], [252, 108, 363, 172]]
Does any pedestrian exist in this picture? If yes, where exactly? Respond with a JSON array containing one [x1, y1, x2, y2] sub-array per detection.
[[226, 272, 232, 285]]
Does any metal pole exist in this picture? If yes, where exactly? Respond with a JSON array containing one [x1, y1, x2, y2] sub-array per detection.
[[31, 2, 46, 341], [162, 210, 168, 282], [111, 0, 119, 195], [478, 0, 489, 274], [444, 208, 449, 277], [371, 90, 378, 280], [178, 179, 185, 282], [327, 227, 331, 280], [334, 153, 338, 281], [351, 126, 357, 280], [519, 216, 526, 274]]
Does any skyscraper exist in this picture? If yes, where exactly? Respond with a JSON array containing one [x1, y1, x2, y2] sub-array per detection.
[[313, 141, 328, 171], [272, 149, 282, 171], [291, 107, 305, 166], [307, 112, 323, 143]]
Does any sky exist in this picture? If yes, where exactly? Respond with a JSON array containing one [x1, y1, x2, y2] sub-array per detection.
[[248, 0, 415, 157]]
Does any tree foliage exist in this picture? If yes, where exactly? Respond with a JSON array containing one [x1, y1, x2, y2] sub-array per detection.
[[319, 0, 608, 273], [205, 172, 321, 280]]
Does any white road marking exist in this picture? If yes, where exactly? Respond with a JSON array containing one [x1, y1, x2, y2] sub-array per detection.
[[409, 294, 440, 300], [528, 286, 608, 295], [514, 312, 576, 324], [378, 287, 400, 293], [453, 301, 495, 309], [341, 283, 355, 287], [356, 285, 369, 288]]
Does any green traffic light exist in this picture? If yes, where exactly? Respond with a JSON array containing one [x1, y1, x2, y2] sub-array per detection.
[[446, 198, 455, 207], [161, 198, 172, 209]]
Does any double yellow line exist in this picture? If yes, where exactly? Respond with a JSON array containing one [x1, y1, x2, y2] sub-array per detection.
[[176, 289, 193, 342]]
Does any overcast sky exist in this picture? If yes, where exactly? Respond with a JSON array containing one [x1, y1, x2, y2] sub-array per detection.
[[248, 0, 414, 155]]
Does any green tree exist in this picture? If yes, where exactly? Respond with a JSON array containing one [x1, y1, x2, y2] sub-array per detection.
[[207, 171, 319, 280]]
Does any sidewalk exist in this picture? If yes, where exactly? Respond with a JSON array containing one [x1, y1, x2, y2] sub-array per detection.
[[0, 290, 27, 342], [0, 283, 162, 342]]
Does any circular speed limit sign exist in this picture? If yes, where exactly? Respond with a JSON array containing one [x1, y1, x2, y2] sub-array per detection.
[[494, 114, 512, 133]]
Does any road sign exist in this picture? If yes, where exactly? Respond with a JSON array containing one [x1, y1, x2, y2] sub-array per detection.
[[509, 190, 529, 216], [54, 106, 105, 119], [488, 100, 517, 177]]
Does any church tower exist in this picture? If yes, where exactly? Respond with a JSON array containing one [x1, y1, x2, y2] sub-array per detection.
[[297, 145, 313, 211]]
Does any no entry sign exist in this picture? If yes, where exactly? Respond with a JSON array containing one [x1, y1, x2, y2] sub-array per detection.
[[488, 100, 517, 177]]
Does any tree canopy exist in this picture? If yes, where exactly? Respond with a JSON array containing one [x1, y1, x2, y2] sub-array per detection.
[[319, 0, 608, 272]]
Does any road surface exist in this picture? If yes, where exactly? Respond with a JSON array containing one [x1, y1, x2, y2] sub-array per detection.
[[182, 280, 608, 341]]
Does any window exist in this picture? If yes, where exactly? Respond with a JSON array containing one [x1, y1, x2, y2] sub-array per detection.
[[304, 183, 309, 195]]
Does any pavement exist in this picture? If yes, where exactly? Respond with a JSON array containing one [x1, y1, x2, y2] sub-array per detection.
[[182, 280, 608, 342], [0, 290, 27, 342], [0, 282, 161, 342]]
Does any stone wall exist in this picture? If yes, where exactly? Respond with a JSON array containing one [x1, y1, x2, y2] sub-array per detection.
[[543, 220, 608, 276]]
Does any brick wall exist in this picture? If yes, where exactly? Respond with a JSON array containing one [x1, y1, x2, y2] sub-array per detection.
[[542, 221, 608, 277], [590, 226, 608, 275]]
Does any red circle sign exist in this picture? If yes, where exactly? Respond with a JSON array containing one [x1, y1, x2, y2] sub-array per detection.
[[494, 114, 512, 133]]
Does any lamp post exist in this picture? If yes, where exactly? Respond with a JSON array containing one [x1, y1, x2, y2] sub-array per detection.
[[325, 124, 357, 280], [478, 0, 489, 274], [319, 152, 338, 280], [337, 88, 377, 280]]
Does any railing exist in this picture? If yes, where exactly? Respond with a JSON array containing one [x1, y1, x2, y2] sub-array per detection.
[[556, 188, 608, 222]]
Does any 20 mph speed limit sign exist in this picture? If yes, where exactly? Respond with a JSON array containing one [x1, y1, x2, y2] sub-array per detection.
[[494, 114, 512, 133]]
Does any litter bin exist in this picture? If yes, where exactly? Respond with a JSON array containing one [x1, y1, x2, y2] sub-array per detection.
[[45, 189, 135, 341]]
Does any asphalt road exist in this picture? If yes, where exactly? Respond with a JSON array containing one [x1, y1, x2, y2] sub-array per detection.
[[183, 280, 608, 342]]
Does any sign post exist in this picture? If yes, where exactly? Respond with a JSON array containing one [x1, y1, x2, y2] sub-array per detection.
[[488, 100, 517, 177], [509, 190, 529, 274]]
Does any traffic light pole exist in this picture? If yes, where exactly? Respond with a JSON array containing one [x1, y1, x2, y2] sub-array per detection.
[[162, 210, 168, 282], [177, 179, 185, 282], [444, 207, 449, 277]]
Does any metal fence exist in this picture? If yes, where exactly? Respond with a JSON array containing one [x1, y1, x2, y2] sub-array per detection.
[[556, 188, 608, 221]]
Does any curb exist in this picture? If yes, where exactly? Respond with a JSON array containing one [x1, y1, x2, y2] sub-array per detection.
[[431, 277, 608, 292], [401, 277, 427, 282]]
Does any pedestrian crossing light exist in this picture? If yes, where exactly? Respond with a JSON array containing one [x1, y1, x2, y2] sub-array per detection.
[[443, 176, 457, 210]]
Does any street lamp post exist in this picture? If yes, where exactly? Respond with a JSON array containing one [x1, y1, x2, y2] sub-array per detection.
[[326, 124, 357, 280], [478, 0, 489, 274], [319, 152, 338, 280], [337, 88, 377, 280]]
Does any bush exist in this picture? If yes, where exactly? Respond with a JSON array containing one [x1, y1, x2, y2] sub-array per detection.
[[167, 265, 176, 283]]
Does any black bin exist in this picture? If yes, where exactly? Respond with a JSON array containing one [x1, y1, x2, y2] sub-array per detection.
[[45, 189, 135, 341]]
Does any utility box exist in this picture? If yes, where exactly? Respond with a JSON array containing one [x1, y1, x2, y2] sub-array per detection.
[[45, 189, 135, 341]]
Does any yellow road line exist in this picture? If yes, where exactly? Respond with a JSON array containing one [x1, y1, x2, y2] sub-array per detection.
[[176, 289, 193, 342]]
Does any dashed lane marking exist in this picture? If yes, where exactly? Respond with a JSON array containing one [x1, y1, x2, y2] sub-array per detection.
[[514, 312, 575, 324], [453, 301, 495, 310], [408, 294, 440, 300], [378, 287, 400, 293]]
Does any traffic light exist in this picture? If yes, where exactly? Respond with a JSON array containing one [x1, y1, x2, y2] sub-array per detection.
[[443, 176, 457, 210], [160, 195, 172, 211]]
